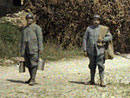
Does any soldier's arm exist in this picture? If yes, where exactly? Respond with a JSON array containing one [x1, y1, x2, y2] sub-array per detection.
[[83, 27, 89, 52], [103, 29, 112, 42], [36, 25, 43, 51]]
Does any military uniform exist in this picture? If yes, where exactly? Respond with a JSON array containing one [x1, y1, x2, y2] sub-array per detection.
[[21, 23, 43, 85], [83, 25, 112, 85]]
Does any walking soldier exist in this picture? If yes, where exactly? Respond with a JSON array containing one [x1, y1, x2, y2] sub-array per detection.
[[21, 14, 43, 86], [83, 15, 113, 87]]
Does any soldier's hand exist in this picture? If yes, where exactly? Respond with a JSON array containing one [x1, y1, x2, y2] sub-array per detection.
[[84, 51, 88, 57]]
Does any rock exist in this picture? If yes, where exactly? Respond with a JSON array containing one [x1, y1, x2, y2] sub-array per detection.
[[4, 59, 14, 64], [115, 52, 120, 55], [11, 57, 24, 63], [120, 54, 130, 59], [1, 10, 28, 27]]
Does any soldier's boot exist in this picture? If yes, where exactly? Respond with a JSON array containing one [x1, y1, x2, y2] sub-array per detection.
[[85, 70, 96, 85], [90, 70, 96, 85], [29, 67, 37, 86], [99, 71, 106, 87], [25, 68, 32, 84]]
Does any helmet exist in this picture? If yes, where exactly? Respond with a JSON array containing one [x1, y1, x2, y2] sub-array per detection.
[[26, 14, 34, 19], [93, 14, 101, 19]]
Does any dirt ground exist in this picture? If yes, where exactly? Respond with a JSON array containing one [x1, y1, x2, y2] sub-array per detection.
[[0, 55, 130, 98]]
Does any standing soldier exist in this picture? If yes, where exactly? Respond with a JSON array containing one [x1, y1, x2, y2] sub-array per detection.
[[21, 14, 43, 86], [83, 15, 113, 87]]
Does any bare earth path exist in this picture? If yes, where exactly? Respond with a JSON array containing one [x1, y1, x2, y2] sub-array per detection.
[[0, 55, 130, 98]]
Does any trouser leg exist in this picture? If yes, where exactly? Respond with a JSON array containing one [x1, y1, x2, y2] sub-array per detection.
[[27, 52, 39, 85], [99, 70, 104, 81], [99, 68, 106, 87], [29, 67, 37, 86], [24, 46, 33, 83], [97, 54, 106, 87], [25, 68, 32, 83], [90, 70, 96, 82], [30, 53, 38, 82], [31, 67, 37, 81], [88, 55, 97, 83], [97, 54, 105, 81]]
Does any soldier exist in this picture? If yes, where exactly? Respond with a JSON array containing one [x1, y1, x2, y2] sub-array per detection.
[[83, 15, 112, 87], [21, 14, 43, 86]]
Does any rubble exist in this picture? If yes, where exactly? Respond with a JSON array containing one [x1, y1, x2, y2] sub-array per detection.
[[0, 10, 28, 27]]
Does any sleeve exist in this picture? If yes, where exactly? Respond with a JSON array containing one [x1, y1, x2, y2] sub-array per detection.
[[103, 28, 113, 42], [83, 27, 89, 52], [36, 25, 43, 51]]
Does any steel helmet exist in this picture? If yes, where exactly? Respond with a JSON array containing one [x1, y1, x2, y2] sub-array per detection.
[[26, 14, 34, 19], [93, 14, 101, 19]]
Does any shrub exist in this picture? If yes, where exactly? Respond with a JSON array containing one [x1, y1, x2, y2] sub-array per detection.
[[0, 22, 21, 58], [30, 0, 130, 53]]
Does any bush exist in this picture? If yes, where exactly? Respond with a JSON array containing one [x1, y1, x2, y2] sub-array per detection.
[[30, 0, 130, 53], [0, 23, 21, 58], [42, 43, 83, 61], [0, 23, 82, 60]]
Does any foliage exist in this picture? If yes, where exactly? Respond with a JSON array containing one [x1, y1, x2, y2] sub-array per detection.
[[42, 43, 83, 61], [0, 23, 82, 60], [30, 0, 130, 53], [0, 23, 21, 58]]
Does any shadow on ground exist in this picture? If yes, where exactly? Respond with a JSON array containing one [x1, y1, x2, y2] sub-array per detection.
[[7, 79, 41, 85], [69, 81, 85, 85], [6, 79, 25, 84], [69, 81, 99, 86]]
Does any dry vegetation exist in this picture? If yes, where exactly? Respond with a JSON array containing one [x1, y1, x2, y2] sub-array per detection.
[[24, 0, 130, 53]]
